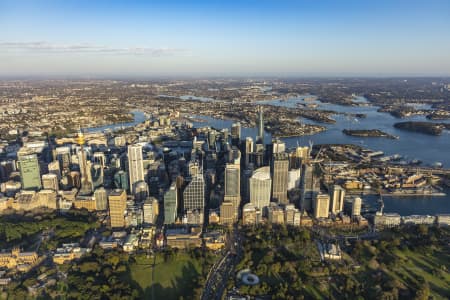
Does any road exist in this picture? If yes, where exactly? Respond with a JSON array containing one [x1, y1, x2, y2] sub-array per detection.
[[201, 225, 242, 300]]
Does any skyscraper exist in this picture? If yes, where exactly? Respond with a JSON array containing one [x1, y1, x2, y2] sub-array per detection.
[[272, 139, 286, 155], [257, 106, 264, 144], [272, 153, 289, 205], [108, 189, 127, 228], [164, 183, 178, 224], [244, 137, 254, 168], [114, 170, 129, 191], [300, 163, 320, 212], [94, 187, 108, 211], [18, 151, 41, 191], [183, 174, 205, 211], [330, 185, 345, 214], [352, 196, 362, 216], [249, 166, 272, 210], [220, 201, 234, 225], [128, 144, 145, 194], [313, 193, 330, 219], [231, 122, 241, 146], [77, 130, 93, 195], [224, 163, 241, 220]]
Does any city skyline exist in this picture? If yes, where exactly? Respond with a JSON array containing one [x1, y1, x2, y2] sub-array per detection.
[[1, 0, 450, 77]]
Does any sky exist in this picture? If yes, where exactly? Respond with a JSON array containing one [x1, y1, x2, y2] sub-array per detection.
[[1, 0, 450, 77]]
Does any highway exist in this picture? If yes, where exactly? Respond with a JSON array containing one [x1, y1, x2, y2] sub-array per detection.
[[201, 226, 242, 300]]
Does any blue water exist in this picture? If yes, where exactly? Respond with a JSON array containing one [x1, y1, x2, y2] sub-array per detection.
[[191, 96, 450, 215], [83, 100, 450, 215], [85, 111, 146, 133]]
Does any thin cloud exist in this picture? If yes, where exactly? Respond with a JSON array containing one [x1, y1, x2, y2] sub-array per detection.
[[0, 41, 187, 56]]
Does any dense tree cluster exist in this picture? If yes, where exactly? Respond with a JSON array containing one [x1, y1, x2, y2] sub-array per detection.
[[232, 224, 450, 300]]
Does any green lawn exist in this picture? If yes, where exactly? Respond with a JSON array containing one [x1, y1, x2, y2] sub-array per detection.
[[127, 252, 204, 299], [388, 248, 450, 299]]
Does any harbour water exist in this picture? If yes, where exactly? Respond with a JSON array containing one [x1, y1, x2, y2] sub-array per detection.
[[86, 111, 146, 133], [85, 102, 450, 215], [191, 96, 450, 215]]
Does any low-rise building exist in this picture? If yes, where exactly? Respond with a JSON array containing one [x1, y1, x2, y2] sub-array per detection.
[[0, 248, 38, 270], [436, 214, 450, 226], [53, 243, 90, 264], [166, 228, 202, 249], [374, 213, 401, 228], [203, 231, 226, 250], [402, 215, 435, 225]]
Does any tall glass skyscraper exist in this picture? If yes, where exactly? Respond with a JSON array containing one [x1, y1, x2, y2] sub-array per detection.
[[164, 183, 178, 224], [18, 152, 41, 191], [127, 144, 145, 194], [272, 153, 289, 205], [183, 174, 205, 211], [250, 166, 272, 210]]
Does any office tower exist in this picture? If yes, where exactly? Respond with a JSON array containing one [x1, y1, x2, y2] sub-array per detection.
[[108, 189, 127, 228], [134, 180, 149, 202], [257, 106, 264, 144], [352, 196, 362, 216], [272, 139, 286, 155], [143, 197, 158, 225], [42, 173, 59, 191], [249, 151, 264, 168], [94, 187, 108, 211], [110, 153, 121, 169], [91, 164, 103, 189], [313, 193, 330, 219], [231, 122, 241, 146], [208, 131, 217, 149], [114, 170, 129, 191], [330, 185, 345, 214], [55, 146, 71, 170], [164, 183, 178, 224], [231, 122, 241, 139], [244, 137, 254, 168], [48, 160, 61, 179], [300, 163, 319, 211], [0, 160, 16, 182], [93, 152, 106, 168], [221, 128, 229, 143], [220, 201, 235, 225], [287, 168, 301, 191], [66, 171, 81, 189], [127, 144, 145, 194], [228, 147, 241, 165], [242, 168, 253, 202], [183, 174, 205, 211], [224, 163, 241, 220], [188, 160, 200, 177], [267, 203, 285, 224], [77, 130, 93, 195], [18, 152, 41, 191], [272, 153, 289, 205], [249, 166, 272, 210], [225, 164, 240, 197], [290, 146, 310, 169]]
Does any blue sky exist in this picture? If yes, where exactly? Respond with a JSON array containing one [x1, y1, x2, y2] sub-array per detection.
[[1, 0, 450, 77]]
